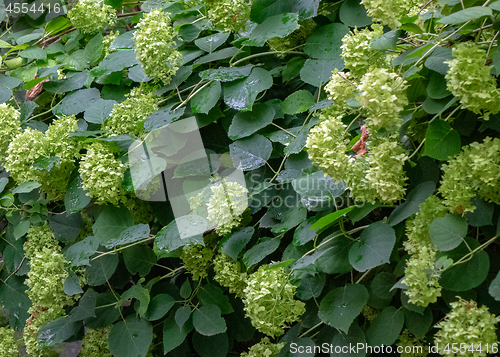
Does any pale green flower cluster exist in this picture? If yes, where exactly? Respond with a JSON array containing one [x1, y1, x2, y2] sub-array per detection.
[[103, 30, 119, 57], [445, 43, 500, 119], [240, 337, 285, 357], [434, 298, 498, 357], [79, 327, 113, 357], [207, 180, 248, 236], [439, 137, 500, 214], [0, 327, 18, 357], [267, 19, 316, 56], [243, 266, 305, 338], [361, 305, 377, 322], [3, 116, 79, 198], [67, 0, 116, 35], [340, 24, 385, 79], [397, 330, 428, 357], [133, 10, 183, 84], [358, 68, 408, 130], [205, 0, 251, 33], [0, 104, 21, 163], [180, 244, 214, 280], [24, 224, 73, 357], [361, 0, 420, 29], [103, 87, 159, 137], [324, 71, 358, 116], [213, 253, 247, 298], [79, 142, 126, 205], [403, 195, 447, 306]]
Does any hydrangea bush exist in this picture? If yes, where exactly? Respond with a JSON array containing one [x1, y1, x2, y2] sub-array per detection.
[[1, 0, 500, 356]]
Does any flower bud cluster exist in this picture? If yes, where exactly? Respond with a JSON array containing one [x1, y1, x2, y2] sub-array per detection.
[[267, 19, 316, 56], [207, 180, 249, 236], [397, 330, 428, 357], [242, 266, 305, 338], [133, 10, 183, 84], [79, 327, 113, 357], [205, 0, 251, 33], [180, 244, 214, 280], [434, 298, 497, 357], [79, 142, 127, 205], [445, 43, 500, 119], [103, 87, 159, 137], [240, 337, 285, 357], [0, 104, 21, 164], [324, 71, 358, 116], [340, 24, 385, 79], [0, 327, 18, 357], [439, 137, 500, 214], [361, 0, 420, 29], [67, 0, 116, 35], [3, 116, 79, 198], [213, 253, 247, 298], [403, 195, 447, 306]]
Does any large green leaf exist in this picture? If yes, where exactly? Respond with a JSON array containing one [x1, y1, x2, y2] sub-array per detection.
[[69, 289, 97, 321], [65, 175, 92, 215], [429, 214, 467, 251], [154, 217, 205, 256], [300, 59, 342, 87], [339, 0, 372, 27], [193, 332, 229, 357], [92, 206, 134, 245], [108, 316, 153, 357], [44, 70, 90, 93], [387, 181, 436, 226], [199, 65, 253, 82], [250, 0, 319, 23], [310, 206, 354, 230], [99, 49, 140, 72], [229, 134, 273, 171], [145, 294, 175, 321], [195, 32, 230, 53], [163, 313, 193, 354], [198, 284, 233, 315], [304, 23, 349, 60], [296, 273, 326, 300], [0, 273, 31, 330], [191, 81, 221, 114], [330, 323, 366, 357], [315, 235, 353, 274], [54, 88, 101, 115], [123, 245, 157, 277], [365, 307, 404, 346], [84, 99, 116, 124], [422, 119, 461, 161], [193, 305, 227, 336], [242, 237, 280, 268], [223, 68, 273, 111], [103, 223, 150, 249], [85, 252, 119, 286], [403, 307, 433, 339], [348, 222, 396, 272], [318, 284, 369, 333], [84, 33, 104, 66], [119, 284, 150, 317], [49, 213, 82, 243], [438, 6, 492, 25], [282, 90, 315, 114], [228, 102, 275, 140], [64, 236, 99, 266], [38, 316, 80, 347], [220, 227, 254, 261], [243, 13, 299, 47]]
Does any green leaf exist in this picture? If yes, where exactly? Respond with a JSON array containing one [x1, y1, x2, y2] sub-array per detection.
[[64, 236, 99, 266], [330, 323, 366, 357], [44, 70, 89, 93], [92, 206, 134, 245], [45, 16, 72, 35], [69, 289, 97, 321], [198, 284, 233, 315], [85, 251, 119, 286], [318, 284, 369, 333], [438, 6, 492, 25], [0, 85, 12, 104], [195, 32, 230, 53], [229, 134, 273, 171], [13, 181, 40, 194], [440, 238, 490, 291], [193, 332, 229, 357], [108, 316, 153, 357], [271, 205, 307, 233], [163, 313, 192, 354], [296, 273, 326, 300], [32, 156, 61, 171], [154, 217, 205, 256], [180, 280, 192, 299], [119, 284, 150, 317], [282, 90, 315, 114], [128, 65, 152, 82], [429, 214, 467, 251], [370, 30, 400, 50], [387, 181, 436, 226], [193, 304, 227, 336], [339, 0, 372, 27], [219, 227, 254, 261], [37, 316, 80, 347], [50, 213, 82, 243], [13, 220, 30, 240], [426, 72, 451, 100], [490, 1, 500, 11], [348, 222, 396, 272], [84, 33, 104, 66], [103, 223, 150, 249], [110, 31, 135, 50], [243, 237, 280, 268], [250, 0, 319, 23], [243, 13, 299, 47], [99, 49, 140, 72], [19, 46, 46, 60], [144, 105, 185, 132], [370, 272, 397, 300], [123, 245, 157, 277], [228, 102, 275, 139], [293, 217, 319, 246], [177, 23, 201, 43], [403, 307, 433, 339], [285, 117, 318, 154], [194, 47, 240, 65], [365, 307, 404, 346], [283, 57, 306, 82], [84, 292, 121, 329], [300, 59, 342, 87], [145, 294, 175, 321], [0, 177, 8, 194], [423, 119, 461, 161], [63, 269, 84, 296], [310, 206, 355, 230], [175, 306, 192, 331], [424, 47, 453, 75], [315, 235, 353, 274], [191, 81, 221, 114], [199, 64, 253, 82], [304, 23, 349, 60], [223, 67, 273, 111], [65, 175, 92, 215], [84, 99, 116, 124], [466, 196, 495, 227], [54, 88, 101, 115], [0, 273, 31, 329]]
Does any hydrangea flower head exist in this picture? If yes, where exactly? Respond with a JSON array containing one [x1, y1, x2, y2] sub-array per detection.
[[361, 0, 421, 29], [79, 327, 113, 357], [205, 0, 251, 33], [240, 337, 285, 357], [0, 327, 18, 357], [0, 103, 21, 164], [180, 244, 214, 280], [213, 253, 247, 297], [67, 0, 116, 34]]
